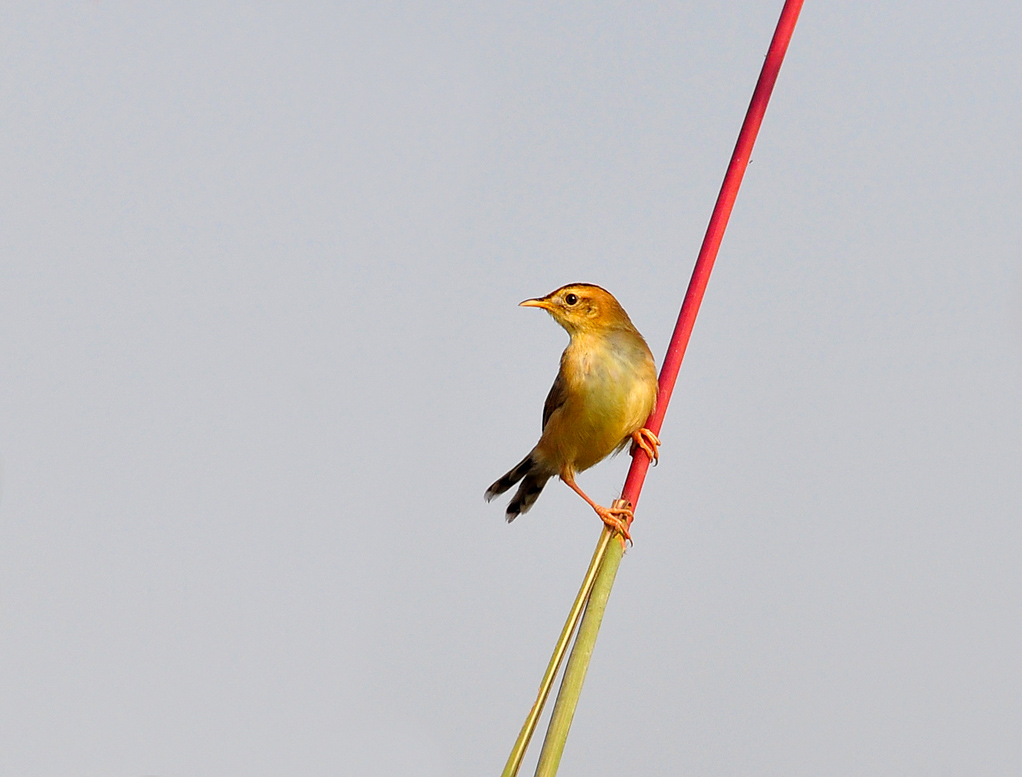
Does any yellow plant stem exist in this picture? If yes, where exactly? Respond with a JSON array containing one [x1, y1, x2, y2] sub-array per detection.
[[534, 513, 625, 776], [500, 527, 616, 777]]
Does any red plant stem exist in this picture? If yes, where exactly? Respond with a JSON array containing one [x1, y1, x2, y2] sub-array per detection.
[[622, 0, 804, 518]]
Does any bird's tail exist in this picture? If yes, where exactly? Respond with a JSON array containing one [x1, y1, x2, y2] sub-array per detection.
[[485, 454, 551, 522], [485, 454, 533, 501]]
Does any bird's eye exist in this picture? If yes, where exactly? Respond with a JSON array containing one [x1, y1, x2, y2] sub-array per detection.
[[564, 293, 578, 306]]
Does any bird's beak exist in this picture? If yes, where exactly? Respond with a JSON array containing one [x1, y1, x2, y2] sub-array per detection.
[[519, 297, 552, 310]]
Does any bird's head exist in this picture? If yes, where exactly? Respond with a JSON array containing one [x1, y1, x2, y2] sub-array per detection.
[[519, 283, 635, 335]]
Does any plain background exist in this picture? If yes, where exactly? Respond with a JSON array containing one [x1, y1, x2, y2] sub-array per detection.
[[1, 2, 1019, 775]]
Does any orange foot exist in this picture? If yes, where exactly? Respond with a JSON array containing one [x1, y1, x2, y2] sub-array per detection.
[[594, 502, 633, 549], [630, 427, 661, 465]]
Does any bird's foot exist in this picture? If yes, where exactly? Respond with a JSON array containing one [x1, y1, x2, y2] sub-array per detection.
[[630, 427, 661, 465], [594, 502, 634, 549]]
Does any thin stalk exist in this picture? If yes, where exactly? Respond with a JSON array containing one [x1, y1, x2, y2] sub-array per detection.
[[500, 529, 615, 777], [534, 519, 625, 776]]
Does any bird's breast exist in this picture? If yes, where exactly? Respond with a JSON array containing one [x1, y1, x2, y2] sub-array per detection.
[[537, 330, 657, 474]]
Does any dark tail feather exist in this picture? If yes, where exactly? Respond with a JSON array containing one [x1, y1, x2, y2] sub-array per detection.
[[485, 454, 533, 502], [504, 472, 550, 522], [485, 454, 551, 521]]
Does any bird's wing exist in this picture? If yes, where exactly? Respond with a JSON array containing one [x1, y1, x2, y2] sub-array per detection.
[[542, 371, 568, 429]]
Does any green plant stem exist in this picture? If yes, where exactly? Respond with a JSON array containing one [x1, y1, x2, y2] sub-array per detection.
[[533, 512, 627, 776], [500, 529, 615, 777]]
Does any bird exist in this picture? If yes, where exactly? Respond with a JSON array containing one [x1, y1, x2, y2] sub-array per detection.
[[485, 283, 660, 544]]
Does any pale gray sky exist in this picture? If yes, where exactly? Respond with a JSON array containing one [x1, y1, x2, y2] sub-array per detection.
[[1, 2, 1019, 775]]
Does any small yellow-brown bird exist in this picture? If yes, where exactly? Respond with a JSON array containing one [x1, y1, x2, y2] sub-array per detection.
[[485, 283, 659, 542]]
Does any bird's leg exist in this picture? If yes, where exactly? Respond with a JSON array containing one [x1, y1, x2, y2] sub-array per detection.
[[630, 427, 661, 465], [561, 472, 633, 548]]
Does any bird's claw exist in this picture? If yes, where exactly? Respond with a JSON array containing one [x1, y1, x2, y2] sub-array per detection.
[[630, 427, 661, 465], [595, 502, 633, 549]]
